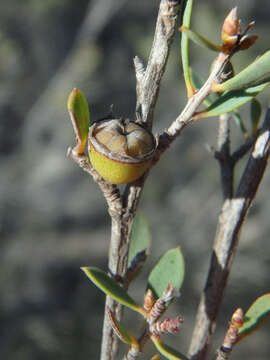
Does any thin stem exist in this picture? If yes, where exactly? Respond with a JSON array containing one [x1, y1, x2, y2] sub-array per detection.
[[155, 52, 231, 161], [136, 0, 180, 129], [101, 2, 181, 358], [101, 212, 135, 360], [188, 108, 270, 360]]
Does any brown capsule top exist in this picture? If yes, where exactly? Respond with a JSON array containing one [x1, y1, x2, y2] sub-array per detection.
[[94, 119, 155, 159]]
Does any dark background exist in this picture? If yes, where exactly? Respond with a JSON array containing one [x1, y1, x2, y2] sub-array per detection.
[[0, 0, 270, 359]]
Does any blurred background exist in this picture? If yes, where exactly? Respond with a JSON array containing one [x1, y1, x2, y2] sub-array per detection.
[[1, 0, 270, 359]]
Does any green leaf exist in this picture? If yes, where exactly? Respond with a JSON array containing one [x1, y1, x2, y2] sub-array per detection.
[[106, 307, 134, 345], [250, 98, 262, 135], [194, 83, 269, 120], [147, 247, 185, 299], [151, 336, 189, 360], [113, 319, 133, 345], [81, 267, 144, 315], [181, 0, 195, 97], [231, 111, 248, 137], [180, 26, 221, 52], [67, 88, 90, 154], [128, 211, 151, 267], [212, 50, 270, 92], [238, 294, 270, 341]]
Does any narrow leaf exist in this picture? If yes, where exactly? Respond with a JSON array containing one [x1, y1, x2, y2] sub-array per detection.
[[107, 307, 136, 346], [128, 211, 151, 267], [231, 111, 248, 138], [67, 88, 90, 154], [212, 50, 270, 92], [81, 267, 144, 315], [238, 293, 270, 341], [147, 247, 185, 299], [181, 0, 195, 97], [180, 26, 221, 52], [151, 335, 189, 360], [250, 98, 262, 135], [194, 83, 269, 120]]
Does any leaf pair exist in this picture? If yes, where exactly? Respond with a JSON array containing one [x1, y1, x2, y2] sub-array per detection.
[[81, 245, 185, 315]]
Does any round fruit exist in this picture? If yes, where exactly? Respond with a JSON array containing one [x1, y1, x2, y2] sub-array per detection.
[[88, 118, 156, 184]]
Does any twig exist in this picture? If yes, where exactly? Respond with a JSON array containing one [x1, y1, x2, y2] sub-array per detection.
[[136, 0, 180, 129], [215, 308, 244, 360], [101, 2, 182, 359], [155, 52, 231, 161], [188, 107, 270, 360]]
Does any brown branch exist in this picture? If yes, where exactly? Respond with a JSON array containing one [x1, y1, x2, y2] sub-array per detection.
[[188, 107, 270, 360], [101, 3, 182, 359], [101, 2, 182, 359]]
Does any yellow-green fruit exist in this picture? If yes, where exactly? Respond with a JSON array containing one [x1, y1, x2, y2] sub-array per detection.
[[89, 118, 156, 184]]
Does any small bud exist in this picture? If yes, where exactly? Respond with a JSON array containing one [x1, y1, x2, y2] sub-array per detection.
[[221, 8, 257, 54], [144, 289, 155, 313], [67, 88, 90, 155], [231, 308, 244, 328], [220, 308, 243, 355], [149, 316, 183, 336], [148, 284, 175, 324], [221, 7, 240, 45], [162, 283, 175, 303]]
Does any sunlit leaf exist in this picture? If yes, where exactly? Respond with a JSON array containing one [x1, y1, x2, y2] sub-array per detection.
[[67, 88, 90, 154], [128, 211, 151, 267], [238, 293, 270, 341], [151, 335, 189, 360], [212, 50, 270, 92], [194, 83, 269, 120], [180, 26, 221, 52], [147, 247, 185, 299], [181, 0, 195, 97], [81, 267, 144, 315]]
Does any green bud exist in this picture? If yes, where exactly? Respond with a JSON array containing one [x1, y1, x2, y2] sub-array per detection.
[[67, 88, 90, 155]]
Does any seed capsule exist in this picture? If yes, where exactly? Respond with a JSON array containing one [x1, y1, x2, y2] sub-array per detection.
[[88, 118, 156, 184]]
